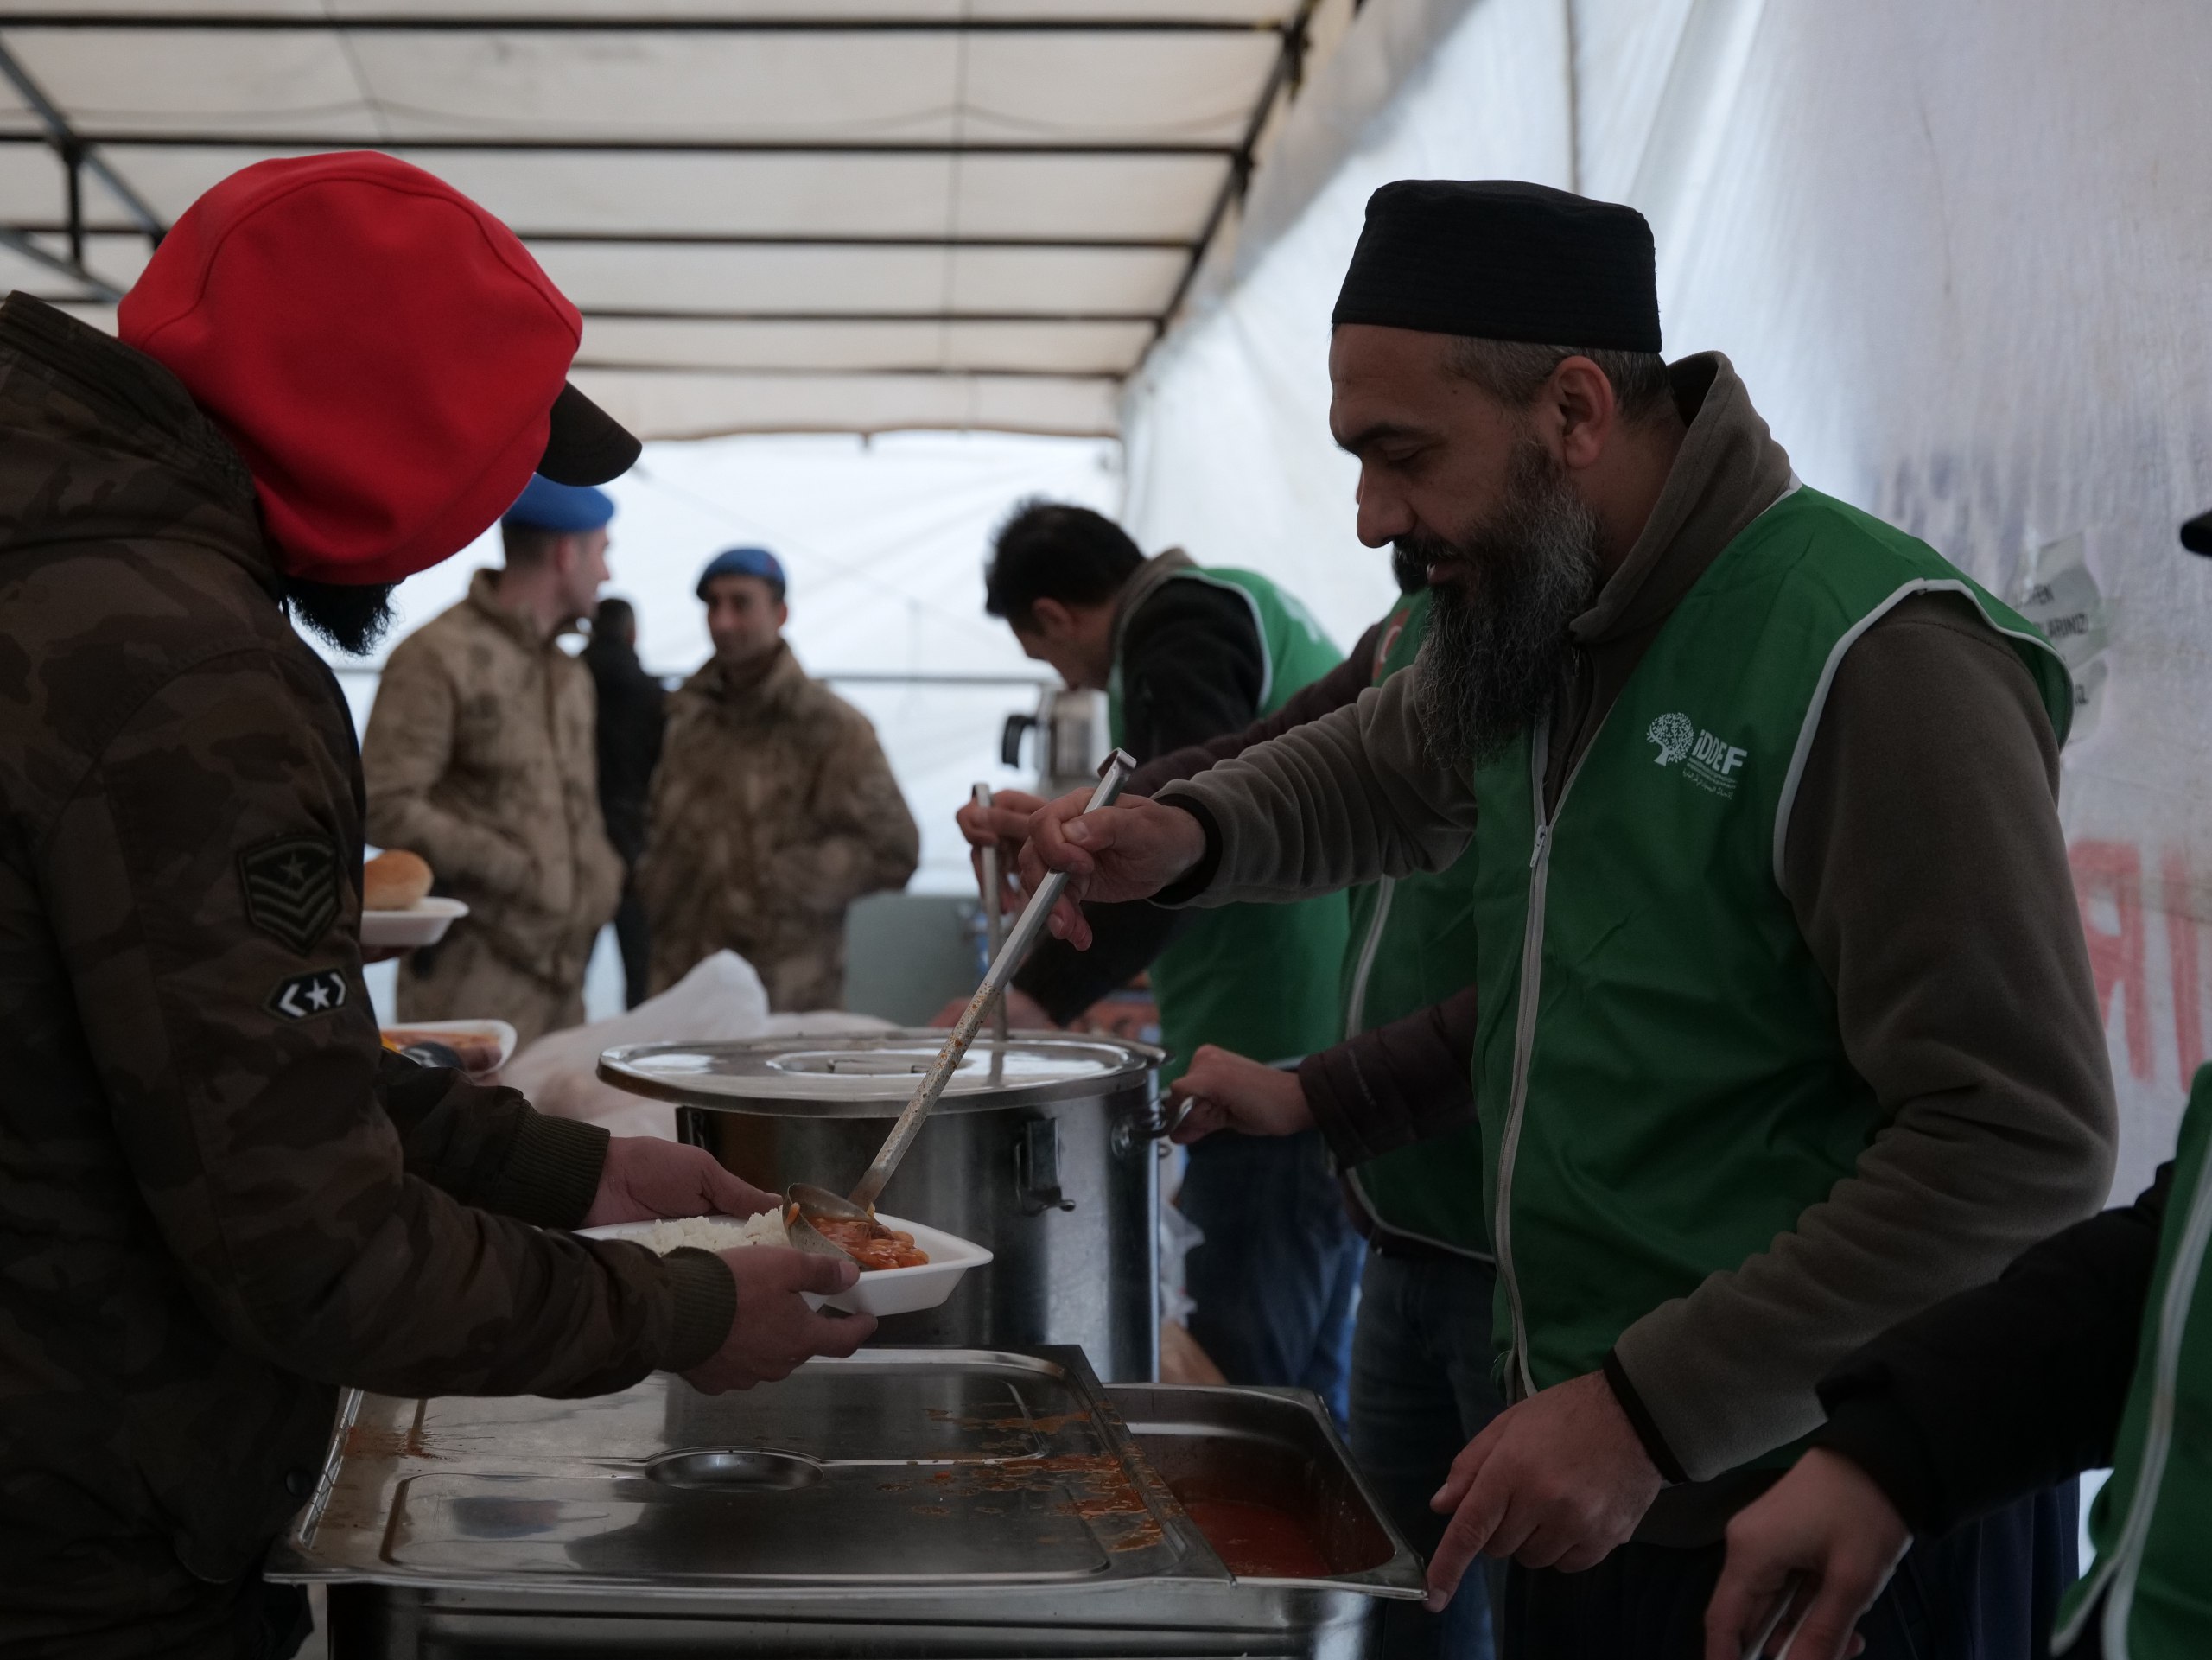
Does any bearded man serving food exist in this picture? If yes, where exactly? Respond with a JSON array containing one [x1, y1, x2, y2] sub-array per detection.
[[0, 155, 871, 1657], [1000, 181, 2116, 1660]]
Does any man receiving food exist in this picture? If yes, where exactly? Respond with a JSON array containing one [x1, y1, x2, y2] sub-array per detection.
[[364, 474, 626, 1046], [0, 153, 871, 1657], [1000, 181, 2116, 1657]]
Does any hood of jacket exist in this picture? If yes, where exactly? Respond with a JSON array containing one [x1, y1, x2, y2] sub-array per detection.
[[1571, 351, 1796, 649], [0, 292, 272, 588]]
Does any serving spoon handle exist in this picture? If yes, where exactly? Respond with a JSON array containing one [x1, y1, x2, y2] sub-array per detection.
[[848, 749, 1135, 1212]]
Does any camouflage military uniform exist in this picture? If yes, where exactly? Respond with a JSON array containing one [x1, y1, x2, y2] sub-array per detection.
[[639, 642, 918, 1010], [0, 294, 734, 1656], [362, 569, 624, 1045]]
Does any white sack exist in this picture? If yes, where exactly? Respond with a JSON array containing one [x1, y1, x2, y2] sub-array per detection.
[[505, 949, 893, 1140]]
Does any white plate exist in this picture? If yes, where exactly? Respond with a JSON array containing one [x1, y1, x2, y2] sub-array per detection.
[[362, 896, 469, 948], [576, 1211, 993, 1318], [380, 1018, 517, 1074]]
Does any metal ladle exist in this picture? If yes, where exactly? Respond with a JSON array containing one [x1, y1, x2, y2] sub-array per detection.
[[974, 782, 1010, 1082], [785, 749, 1137, 1262]]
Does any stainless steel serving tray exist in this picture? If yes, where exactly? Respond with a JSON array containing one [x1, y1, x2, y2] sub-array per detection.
[[272, 1352, 1422, 1658], [272, 1348, 1205, 1594], [596, 1033, 1160, 1116]]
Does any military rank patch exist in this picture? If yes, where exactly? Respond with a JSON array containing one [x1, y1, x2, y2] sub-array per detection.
[[268, 968, 347, 1021], [238, 834, 340, 954]]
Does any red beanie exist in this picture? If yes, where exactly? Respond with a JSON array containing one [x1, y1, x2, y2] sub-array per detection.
[[119, 152, 582, 585]]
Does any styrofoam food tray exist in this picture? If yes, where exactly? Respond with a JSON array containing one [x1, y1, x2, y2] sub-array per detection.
[[576, 1212, 992, 1318], [361, 896, 468, 947]]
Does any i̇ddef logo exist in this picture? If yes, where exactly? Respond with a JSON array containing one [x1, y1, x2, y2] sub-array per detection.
[[1647, 712, 1747, 799]]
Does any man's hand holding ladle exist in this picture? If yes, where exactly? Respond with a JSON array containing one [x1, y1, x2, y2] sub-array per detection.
[[1016, 792, 1208, 951]]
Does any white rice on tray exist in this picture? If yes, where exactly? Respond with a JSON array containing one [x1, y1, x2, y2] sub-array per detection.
[[624, 1212, 789, 1254]]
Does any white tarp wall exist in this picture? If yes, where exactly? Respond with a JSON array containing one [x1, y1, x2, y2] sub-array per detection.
[[1121, 0, 2212, 1200]]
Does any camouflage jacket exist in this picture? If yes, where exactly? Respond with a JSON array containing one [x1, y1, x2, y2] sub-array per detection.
[[0, 295, 732, 1649], [638, 643, 918, 1010], [361, 569, 625, 1001]]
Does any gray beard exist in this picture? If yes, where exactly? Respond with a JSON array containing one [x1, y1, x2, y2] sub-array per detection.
[[1406, 441, 1605, 766]]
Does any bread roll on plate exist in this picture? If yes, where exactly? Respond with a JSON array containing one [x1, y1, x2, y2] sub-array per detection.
[[365, 849, 433, 912]]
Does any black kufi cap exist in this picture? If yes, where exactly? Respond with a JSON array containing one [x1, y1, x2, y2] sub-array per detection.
[[1332, 179, 1661, 353]]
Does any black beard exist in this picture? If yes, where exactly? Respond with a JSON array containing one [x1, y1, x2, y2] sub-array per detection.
[[280, 576, 398, 656], [1389, 540, 1431, 595], [1408, 439, 1604, 766]]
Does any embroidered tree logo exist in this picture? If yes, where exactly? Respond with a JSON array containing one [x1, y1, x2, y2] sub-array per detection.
[[1647, 712, 1694, 766]]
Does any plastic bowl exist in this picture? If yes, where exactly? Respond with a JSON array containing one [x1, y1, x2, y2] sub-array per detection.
[[361, 897, 469, 948], [575, 1211, 992, 1318]]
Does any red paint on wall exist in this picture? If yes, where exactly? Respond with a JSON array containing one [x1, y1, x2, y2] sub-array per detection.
[[2167, 848, 2205, 1084], [2071, 841, 2152, 1080]]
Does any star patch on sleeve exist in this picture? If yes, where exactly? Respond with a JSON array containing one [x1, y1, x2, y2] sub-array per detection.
[[268, 968, 348, 1021], [238, 834, 341, 955]]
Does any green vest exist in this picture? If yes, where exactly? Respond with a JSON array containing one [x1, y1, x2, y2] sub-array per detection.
[[1469, 487, 2069, 1409], [2056, 1066, 2212, 1659], [1340, 590, 1491, 1257], [1109, 566, 1349, 1079]]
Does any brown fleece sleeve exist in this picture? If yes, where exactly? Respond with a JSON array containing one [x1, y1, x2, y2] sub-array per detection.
[[1299, 987, 1479, 1167], [1127, 622, 1383, 797], [1608, 595, 2118, 1481], [1156, 670, 1479, 906], [1017, 622, 1385, 1021]]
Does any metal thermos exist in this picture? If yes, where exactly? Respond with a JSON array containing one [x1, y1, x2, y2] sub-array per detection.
[[1000, 685, 1110, 798]]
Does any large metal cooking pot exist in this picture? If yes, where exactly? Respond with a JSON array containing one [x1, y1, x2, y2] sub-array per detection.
[[598, 1032, 1165, 1381]]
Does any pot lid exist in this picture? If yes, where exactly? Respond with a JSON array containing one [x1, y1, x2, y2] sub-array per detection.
[[597, 1031, 1160, 1116]]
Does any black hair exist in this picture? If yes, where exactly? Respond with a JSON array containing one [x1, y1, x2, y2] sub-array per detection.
[[1440, 338, 1676, 425], [594, 596, 637, 643], [982, 499, 1143, 629], [279, 576, 397, 657], [501, 521, 562, 566]]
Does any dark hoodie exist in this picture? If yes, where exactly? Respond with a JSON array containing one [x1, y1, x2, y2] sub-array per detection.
[[0, 296, 731, 1654]]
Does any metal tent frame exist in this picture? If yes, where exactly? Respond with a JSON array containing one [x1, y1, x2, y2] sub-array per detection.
[[0, 3, 1350, 436]]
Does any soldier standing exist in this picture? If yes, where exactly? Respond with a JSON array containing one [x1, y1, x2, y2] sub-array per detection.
[[639, 547, 919, 1010], [364, 476, 627, 1045]]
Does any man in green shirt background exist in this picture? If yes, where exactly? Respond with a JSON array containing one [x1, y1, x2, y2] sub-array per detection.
[[962, 501, 1363, 1417], [1138, 560, 1501, 1660]]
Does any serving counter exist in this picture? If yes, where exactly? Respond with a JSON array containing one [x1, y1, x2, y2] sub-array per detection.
[[271, 1346, 1423, 1658]]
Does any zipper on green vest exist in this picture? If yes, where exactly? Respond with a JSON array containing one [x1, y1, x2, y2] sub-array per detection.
[[1344, 875, 1396, 1036], [1495, 708, 1606, 1401], [2057, 1139, 2212, 1657]]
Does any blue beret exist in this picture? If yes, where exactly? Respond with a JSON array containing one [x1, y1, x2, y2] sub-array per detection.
[[503, 474, 615, 533], [696, 546, 787, 600]]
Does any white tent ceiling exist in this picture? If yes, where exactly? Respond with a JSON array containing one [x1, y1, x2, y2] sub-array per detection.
[[0, 0, 1347, 436]]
